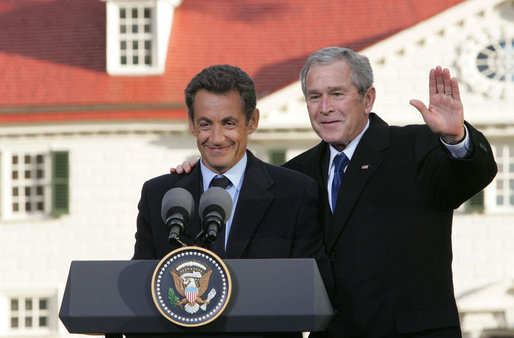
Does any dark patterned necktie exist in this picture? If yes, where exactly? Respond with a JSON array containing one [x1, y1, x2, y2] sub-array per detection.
[[210, 175, 232, 189], [331, 152, 349, 213], [209, 175, 232, 257]]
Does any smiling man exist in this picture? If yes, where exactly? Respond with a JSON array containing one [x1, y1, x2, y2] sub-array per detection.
[[132, 66, 332, 317]]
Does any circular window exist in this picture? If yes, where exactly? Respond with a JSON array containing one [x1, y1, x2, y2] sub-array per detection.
[[476, 39, 514, 82]]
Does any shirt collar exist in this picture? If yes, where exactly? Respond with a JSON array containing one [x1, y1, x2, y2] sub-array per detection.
[[329, 118, 370, 166], [200, 153, 247, 192]]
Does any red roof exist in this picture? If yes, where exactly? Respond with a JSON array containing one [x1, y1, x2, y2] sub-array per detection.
[[0, 0, 465, 124]]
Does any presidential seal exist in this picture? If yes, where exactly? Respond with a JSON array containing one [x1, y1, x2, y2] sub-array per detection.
[[151, 247, 231, 327]]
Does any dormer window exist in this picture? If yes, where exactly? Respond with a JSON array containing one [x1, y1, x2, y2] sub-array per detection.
[[105, 0, 182, 76], [119, 6, 153, 67]]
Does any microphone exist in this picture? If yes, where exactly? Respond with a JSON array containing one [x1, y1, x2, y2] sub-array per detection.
[[161, 188, 194, 244], [198, 187, 233, 244]]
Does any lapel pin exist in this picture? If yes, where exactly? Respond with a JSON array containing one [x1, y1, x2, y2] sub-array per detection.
[[361, 164, 369, 170]]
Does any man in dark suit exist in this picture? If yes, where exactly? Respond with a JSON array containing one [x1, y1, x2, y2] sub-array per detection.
[[170, 49, 497, 337], [280, 47, 497, 337], [133, 65, 331, 290]]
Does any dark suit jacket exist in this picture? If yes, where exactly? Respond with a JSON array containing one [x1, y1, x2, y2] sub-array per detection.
[[133, 149, 332, 280], [283, 113, 497, 337], [132, 151, 333, 337]]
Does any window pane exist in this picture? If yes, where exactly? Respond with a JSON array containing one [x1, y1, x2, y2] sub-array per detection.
[[12, 155, 18, 164], [121, 56, 127, 65], [39, 299, 48, 310], [13, 203, 19, 212], [11, 317, 18, 328], [11, 299, 18, 311], [36, 155, 44, 164], [133, 55, 139, 64], [37, 186, 44, 196], [13, 187, 19, 196], [37, 169, 44, 179], [120, 40, 127, 50], [133, 41, 138, 50], [144, 24, 151, 33], [12, 171, 18, 179], [25, 187, 31, 196], [144, 8, 150, 18], [25, 299, 32, 310], [25, 317, 32, 328], [24, 155, 31, 164], [25, 170, 31, 179], [120, 25, 126, 34], [26, 202, 32, 212], [145, 55, 151, 65], [132, 24, 138, 33], [497, 195, 504, 205], [37, 202, 44, 211], [39, 316, 48, 327], [120, 8, 126, 19], [144, 40, 151, 50], [132, 8, 138, 18]]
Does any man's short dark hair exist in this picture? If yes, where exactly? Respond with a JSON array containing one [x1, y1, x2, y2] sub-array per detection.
[[185, 65, 257, 122]]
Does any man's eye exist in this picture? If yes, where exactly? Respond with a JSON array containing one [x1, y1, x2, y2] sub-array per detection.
[[308, 95, 320, 102]]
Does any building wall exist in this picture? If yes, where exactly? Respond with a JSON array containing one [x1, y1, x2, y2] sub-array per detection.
[[0, 123, 198, 337]]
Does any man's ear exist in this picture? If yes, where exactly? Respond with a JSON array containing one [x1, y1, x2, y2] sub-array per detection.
[[364, 87, 376, 115], [247, 109, 259, 134], [188, 118, 196, 136]]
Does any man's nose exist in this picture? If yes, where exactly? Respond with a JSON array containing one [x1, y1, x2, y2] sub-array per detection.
[[320, 95, 333, 114], [210, 124, 224, 144]]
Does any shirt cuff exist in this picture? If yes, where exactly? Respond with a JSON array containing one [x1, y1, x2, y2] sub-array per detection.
[[441, 124, 471, 159]]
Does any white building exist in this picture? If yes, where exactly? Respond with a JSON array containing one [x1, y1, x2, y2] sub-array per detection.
[[0, 0, 512, 337]]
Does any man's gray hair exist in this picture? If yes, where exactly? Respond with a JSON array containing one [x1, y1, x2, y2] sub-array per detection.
[[300, 47, 374, 99]]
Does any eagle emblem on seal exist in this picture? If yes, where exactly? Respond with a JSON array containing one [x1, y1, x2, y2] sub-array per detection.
[[169, 260, 217, 314]]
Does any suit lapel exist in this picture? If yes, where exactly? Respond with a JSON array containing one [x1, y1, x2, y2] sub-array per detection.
[[326, 114, 389, 252], [225, 152, 274, 258], [175, 165, 203, 242]]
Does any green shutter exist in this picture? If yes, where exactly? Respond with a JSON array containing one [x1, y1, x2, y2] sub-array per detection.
[[269, 149, 286, 166], [51, 151, 69, 216], [466, 189, 484, 214]]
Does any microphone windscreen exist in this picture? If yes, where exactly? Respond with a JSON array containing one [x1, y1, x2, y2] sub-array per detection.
[[161, 188, 195, 222], [199, 187, 233, 222]]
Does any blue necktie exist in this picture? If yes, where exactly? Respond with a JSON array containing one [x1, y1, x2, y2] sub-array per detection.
[[209, 175, 232, 257], [331, 153, 349, 212]]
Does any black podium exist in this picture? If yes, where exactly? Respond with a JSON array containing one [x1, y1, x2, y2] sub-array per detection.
[[59, 258, 334, 335]]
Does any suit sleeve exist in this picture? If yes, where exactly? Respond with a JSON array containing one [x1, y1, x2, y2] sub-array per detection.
[[291, 178, 335, 296], [132, 181, 157, 259], [416, 121, 497, 210]]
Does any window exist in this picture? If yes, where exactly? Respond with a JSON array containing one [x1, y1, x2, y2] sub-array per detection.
[[10, 154, 48, 215], [465, 190, 485, 213], [269, 149, 286, 166], [9, 295, 53, 332], [476, 39, 514, 82], [105, 0, 177, 75], [492, 143, 514, 210], [119, 5, 153, 67], [1, 151, 69, 219]]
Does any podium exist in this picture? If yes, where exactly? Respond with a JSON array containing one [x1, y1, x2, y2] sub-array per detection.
[[59, 258, 333, 336]]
